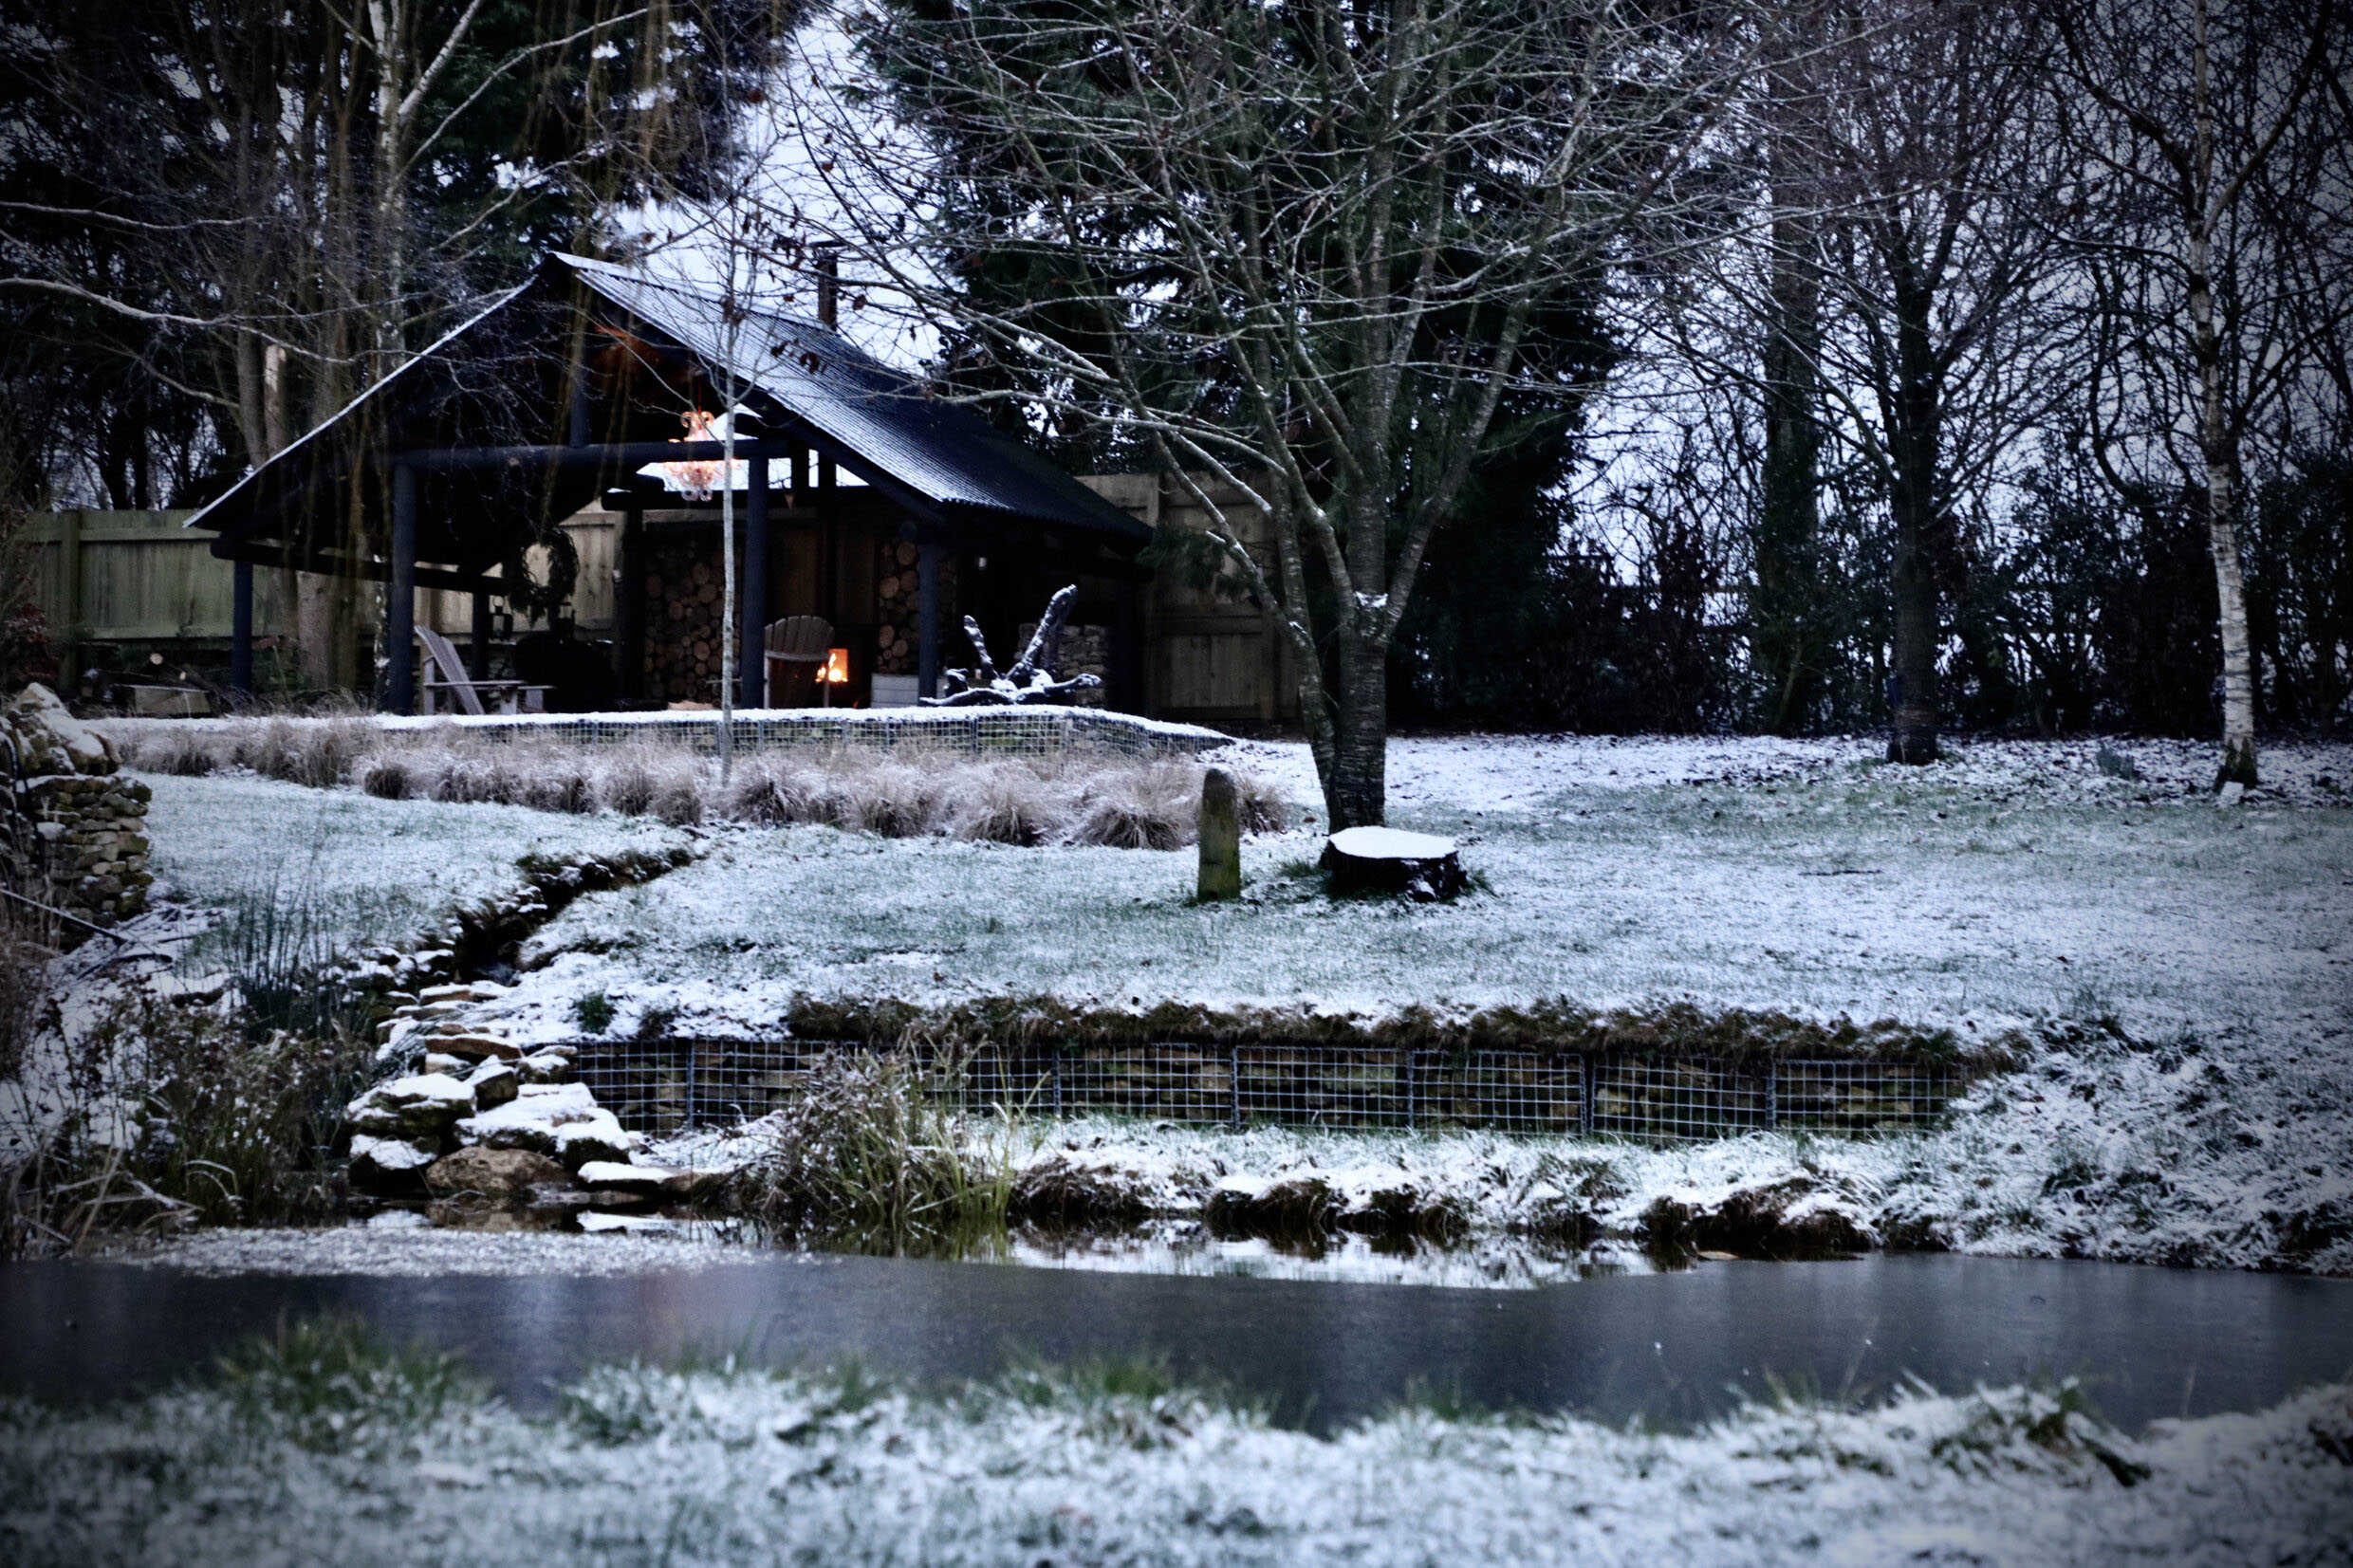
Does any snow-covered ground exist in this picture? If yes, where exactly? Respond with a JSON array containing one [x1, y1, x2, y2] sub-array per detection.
[[3, 1355, 2347, 1565], [141, 772, 689, 957], [100, 735, 2353, 1277], [465, 733, 2350, 1050]]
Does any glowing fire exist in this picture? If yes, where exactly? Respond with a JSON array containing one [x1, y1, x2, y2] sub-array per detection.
[[642, 409, 748, 501], [820, 648, 850, 683]]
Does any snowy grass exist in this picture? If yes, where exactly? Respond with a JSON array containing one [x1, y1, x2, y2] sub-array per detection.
[[483, 736, 2351, 1052], [2, 1331, 2348, 1565], [138, 772, 689, 962], [113, 718, 1286, 846]]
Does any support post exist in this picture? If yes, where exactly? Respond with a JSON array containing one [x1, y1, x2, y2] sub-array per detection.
[[385, 462, 417, 713], [470, 590, 491, 682], [618, 506, 644, 701], [743, 474, 769, 708], [230, 559, 254, 700], [917, 542, 942, 699], [1112, 576, 1142, 713]]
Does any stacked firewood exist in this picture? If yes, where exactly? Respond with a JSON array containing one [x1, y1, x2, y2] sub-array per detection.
[[641, 541, 725, 702], [875, 541, 918, 674]]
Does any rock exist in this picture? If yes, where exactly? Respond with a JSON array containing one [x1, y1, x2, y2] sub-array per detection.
[[1197, 766, 1242, 900], [2217, 781, 2248, 807], [349, 1134, 440, 1193], [457, 1081, 635, 1170], [2095, 746, 2140, 781], [434, 1033, 523, 1061], [345, 1072, 476, 1139], [1320, 825, 1466, 901], [421, 1052, 467, 1076], [423, 1145, 569, 1198], [576, 1159, 662, 1191], [4, 683, 116, 775], [515, 1048, 573, 1084], [465, 1058, 520, 1110]]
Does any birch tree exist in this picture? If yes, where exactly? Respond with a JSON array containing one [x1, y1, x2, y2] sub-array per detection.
[[2047, 0, 2340, 786]]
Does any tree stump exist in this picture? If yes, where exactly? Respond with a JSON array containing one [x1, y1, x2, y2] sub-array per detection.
[[1197, 766, 1242, 900], [1320, 825, 1465, 901]]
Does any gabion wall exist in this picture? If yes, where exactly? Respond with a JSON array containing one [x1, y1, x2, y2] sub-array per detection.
[[569, 1039, 1966, 1145]]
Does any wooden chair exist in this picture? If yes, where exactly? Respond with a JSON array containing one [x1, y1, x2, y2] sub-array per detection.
[[764, 616, 833, 708], [417, 627, 550, 715]]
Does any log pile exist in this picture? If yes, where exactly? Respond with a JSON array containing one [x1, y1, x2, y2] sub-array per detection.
[[875, 540, 919, 674], [640, 541, 726, 703]]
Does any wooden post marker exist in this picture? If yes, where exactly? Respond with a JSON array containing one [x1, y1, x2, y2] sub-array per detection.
[[1198, 766, 1242, 900]]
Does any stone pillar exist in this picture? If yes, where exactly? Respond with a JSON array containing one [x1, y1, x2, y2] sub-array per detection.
[[1197, 766, 1241, 901]]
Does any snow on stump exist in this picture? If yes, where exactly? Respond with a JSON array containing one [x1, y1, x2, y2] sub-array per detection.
[[1197, 766, 1242, 901], [1320, 825, 1466, 901]]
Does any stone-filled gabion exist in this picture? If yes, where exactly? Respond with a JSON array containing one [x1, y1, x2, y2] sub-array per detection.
[[6, 683, 154, 937]]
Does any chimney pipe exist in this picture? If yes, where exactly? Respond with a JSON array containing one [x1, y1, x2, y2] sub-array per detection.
[[815, 245, 840, 329]]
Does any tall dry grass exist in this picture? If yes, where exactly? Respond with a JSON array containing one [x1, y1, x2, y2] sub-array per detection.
[[110, 719, 1288, 848]]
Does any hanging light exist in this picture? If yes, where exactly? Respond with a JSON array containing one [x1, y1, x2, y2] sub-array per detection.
[[642, 409, 748, 501]]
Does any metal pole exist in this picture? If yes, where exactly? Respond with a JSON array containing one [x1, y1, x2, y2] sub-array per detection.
[[230, 559, 254, 699], [1765, 1056, 1778, 1132], [1579, 1054, 1595, 1137], [386, 462, 417, 713], [743, 474, 769, 708], [684, 1040, 698, 1130], [917, 542, 942, 699], [1229, 1044, 1242, 1129]]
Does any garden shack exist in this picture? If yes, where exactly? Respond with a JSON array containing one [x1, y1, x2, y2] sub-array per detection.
[[181, 252, 1290, 721]]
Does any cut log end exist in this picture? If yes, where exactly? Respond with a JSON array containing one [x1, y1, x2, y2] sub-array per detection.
[[1320, 826, 1466, 901]]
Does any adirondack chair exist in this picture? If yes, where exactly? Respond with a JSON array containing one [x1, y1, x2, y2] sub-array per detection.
[[764, 617, 833, 708], [417, 627, 550, 715]]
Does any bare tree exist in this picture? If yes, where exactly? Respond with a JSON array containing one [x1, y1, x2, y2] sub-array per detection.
[[2047, 0, 2340, 786], [794, 0, 1758, 825]]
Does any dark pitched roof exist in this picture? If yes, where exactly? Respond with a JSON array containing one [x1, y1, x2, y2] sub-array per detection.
[[559, 256, 1142, 539], [185, 252, 1145, 571]]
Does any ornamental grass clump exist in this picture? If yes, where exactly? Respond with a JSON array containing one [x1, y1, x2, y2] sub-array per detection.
[[732, 1051, 1017, 1240]]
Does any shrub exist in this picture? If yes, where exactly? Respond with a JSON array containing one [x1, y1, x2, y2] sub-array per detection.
[[732, 1051, 1016, 1239], [572, 990, 616, 1034]]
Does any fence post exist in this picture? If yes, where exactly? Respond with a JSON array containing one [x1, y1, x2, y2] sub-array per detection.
[[1401, 1051, 1416, 1132], [1579, 1054, 1595, 1137], [1052, 1047, 1064, 1119], [1229, 1044, 1242, 1128], [1765, 1057, 1778, 1131], [683, 1040, 698, 1130]]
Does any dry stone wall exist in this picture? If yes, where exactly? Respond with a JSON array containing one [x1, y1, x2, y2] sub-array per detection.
[[4, 683, 153, 937]]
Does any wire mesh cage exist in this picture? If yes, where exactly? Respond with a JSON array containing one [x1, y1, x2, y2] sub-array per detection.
[[565, 1038, 1970, 1144]]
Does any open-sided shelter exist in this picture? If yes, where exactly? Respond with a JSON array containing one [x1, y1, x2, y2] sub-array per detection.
[[183, 252, 1164, 713]]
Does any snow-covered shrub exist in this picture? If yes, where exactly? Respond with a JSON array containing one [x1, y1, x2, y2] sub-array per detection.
[[731, 1051, 1016, 1237], [1064, 761, 1195, 849], [118, 722, 224, 776], [357, 752, 415, 799], [947, 760, 1064, 845]]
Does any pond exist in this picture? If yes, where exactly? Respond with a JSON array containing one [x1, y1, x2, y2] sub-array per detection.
[[4, 1246, 2346, 1433]]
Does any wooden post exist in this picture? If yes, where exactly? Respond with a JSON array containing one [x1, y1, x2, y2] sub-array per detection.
[[743, 473, 768, 708], [231, 559, 254, 698], [385, 462, 417, 713], [470, 590, 492, 682], [917, 542, 942, 699], [618, 505, 643, 701]]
